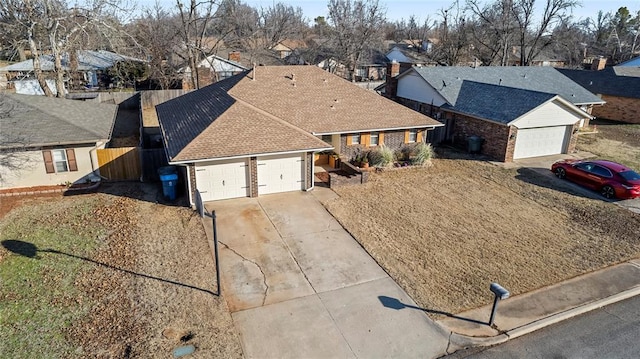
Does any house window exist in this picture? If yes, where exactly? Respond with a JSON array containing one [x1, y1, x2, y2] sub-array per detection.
[[321, 135, 333, 143], [370, 132, 379, 146], [352, 134, 361, 145], [408, 129, 418, 143], [53, 149, 69, 172], [43, 149, 78, 174]]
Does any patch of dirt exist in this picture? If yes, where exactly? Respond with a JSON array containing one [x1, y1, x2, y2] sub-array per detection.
[[324, 159, 640, 317], [2, 184, 242, 357]]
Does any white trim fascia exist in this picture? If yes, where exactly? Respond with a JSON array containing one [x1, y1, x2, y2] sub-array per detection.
[[507, 95, 594, 126], [169, 147, 333, 165], [313, 124, 443, 136]]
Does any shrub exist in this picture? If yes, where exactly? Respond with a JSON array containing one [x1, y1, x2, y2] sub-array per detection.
[[368, 145, 394, 167], [411, 143, 434, 165]]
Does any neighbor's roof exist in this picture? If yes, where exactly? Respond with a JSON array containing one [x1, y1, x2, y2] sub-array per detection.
[[157, 65, 442, 162], [557, 67, 640, 99], [446, 81, 557, 124], [0, 94, 117, 148], [0, 50, 144, 72], [408, 66, 605, 105], [617, 56, 640, 67]]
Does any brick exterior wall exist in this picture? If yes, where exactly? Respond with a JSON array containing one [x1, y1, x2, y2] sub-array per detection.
[[451, 113, 513, 162], [188, 164, 197, 203], [329, 161, 369, 188], [339, 130, 418, 160], [567, 123, 579, 154], [592, 95, 640, 124], [305, 152, 313, 190], [249, 157, 258, 197]]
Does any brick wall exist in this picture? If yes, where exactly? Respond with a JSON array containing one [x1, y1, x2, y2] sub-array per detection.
[[592, 95, 640, 124], [188, 164, 196, 203], [249, 157, 258, 197], [329, 161, 369, 188], [339, 130, 415, 160], [305, 152, 313, 189], [451, 113, 512, 162]]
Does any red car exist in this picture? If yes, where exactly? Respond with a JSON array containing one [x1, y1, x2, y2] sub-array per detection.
[[551, 159, 640, 199]]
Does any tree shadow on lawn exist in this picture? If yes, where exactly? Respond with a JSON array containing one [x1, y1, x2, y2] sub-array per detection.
[[514, 167, 616, 202], [1, 239, 217, 296], [378, 296, 488, 326]]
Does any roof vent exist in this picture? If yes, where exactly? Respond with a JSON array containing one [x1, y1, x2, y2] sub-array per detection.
[[323, 78, 328, 83], [498, 78, 502, 85], [330, 105, 336, 110], [334, 99, 339, 103]]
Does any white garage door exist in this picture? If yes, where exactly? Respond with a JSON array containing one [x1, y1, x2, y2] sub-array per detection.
[[513, 126, 570, 160], [257, 154, 304, 195], [195, 159, 249, 201]]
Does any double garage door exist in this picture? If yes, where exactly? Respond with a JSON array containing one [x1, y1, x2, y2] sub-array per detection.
[[195, 154, 304, 201], [513, 126, 570, 160]]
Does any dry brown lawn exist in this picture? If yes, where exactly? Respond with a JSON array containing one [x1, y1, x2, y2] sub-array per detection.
[[0, 184, 242, 358], [578, 120, 640, 170], [324, 159, 640, 317]]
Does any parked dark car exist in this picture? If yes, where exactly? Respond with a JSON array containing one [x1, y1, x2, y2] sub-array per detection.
[[551, 159, 640, 199]]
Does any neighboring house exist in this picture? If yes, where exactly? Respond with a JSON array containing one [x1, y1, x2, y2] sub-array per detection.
[[386, 46, 437, 66], [558, 66, 640, 124], [389, 66, 603, 161], [316, 49, 388, 82], [0, 50, 145, 95], [271, 39, 308, 59], [508, 46, 566, 67], [0, 94, 117, 189], [180, 53, 248, 90], [156, 65, 443, 204]]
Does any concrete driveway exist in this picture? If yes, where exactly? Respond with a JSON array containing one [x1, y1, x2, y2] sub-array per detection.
[[203, 189, 449, 358], [499, 152, 640, 214]]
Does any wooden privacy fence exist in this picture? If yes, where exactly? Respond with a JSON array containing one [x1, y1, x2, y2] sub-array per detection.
[[97, 147, 141, 181]]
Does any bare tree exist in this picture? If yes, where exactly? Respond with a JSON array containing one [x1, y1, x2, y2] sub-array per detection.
[[259, 3, 306, 49], [2, 0, 139, 97], [467, 0, 517, 66], [327, 0, 387, 81], [395, 15, 434, 51], [512, 0, 580, 66], [433, 1, 470, 66]]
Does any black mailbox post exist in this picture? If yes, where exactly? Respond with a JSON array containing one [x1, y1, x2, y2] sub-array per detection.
[[489, 283, 510, 326]]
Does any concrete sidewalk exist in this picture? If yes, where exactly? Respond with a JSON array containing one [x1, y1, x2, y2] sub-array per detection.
[[440, 260, 640, 352]]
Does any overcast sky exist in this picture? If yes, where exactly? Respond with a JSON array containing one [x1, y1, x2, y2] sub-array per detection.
[[135, 0, 638, 23]]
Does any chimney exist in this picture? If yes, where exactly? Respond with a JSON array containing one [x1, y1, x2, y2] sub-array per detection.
[[387, 60, 400, 78], [591, 57, 607, 71], [384, 60, 401, 99], [228, 51, 241, 63]]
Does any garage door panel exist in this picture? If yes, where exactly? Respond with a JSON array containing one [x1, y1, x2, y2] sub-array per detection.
[[513, 126, 569, 160], [195, 160, 249, 201], [257, 155, 304, 195]]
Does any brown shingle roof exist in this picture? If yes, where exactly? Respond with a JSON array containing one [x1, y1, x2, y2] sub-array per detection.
[[157, 65, 441, 162], [230, 65, 441, 133]]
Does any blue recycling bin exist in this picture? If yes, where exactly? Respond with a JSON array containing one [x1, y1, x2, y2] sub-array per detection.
[[159, 173, 178, 200]]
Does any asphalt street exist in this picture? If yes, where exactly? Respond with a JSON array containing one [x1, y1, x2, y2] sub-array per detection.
[[445, 295, 640, 359]]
